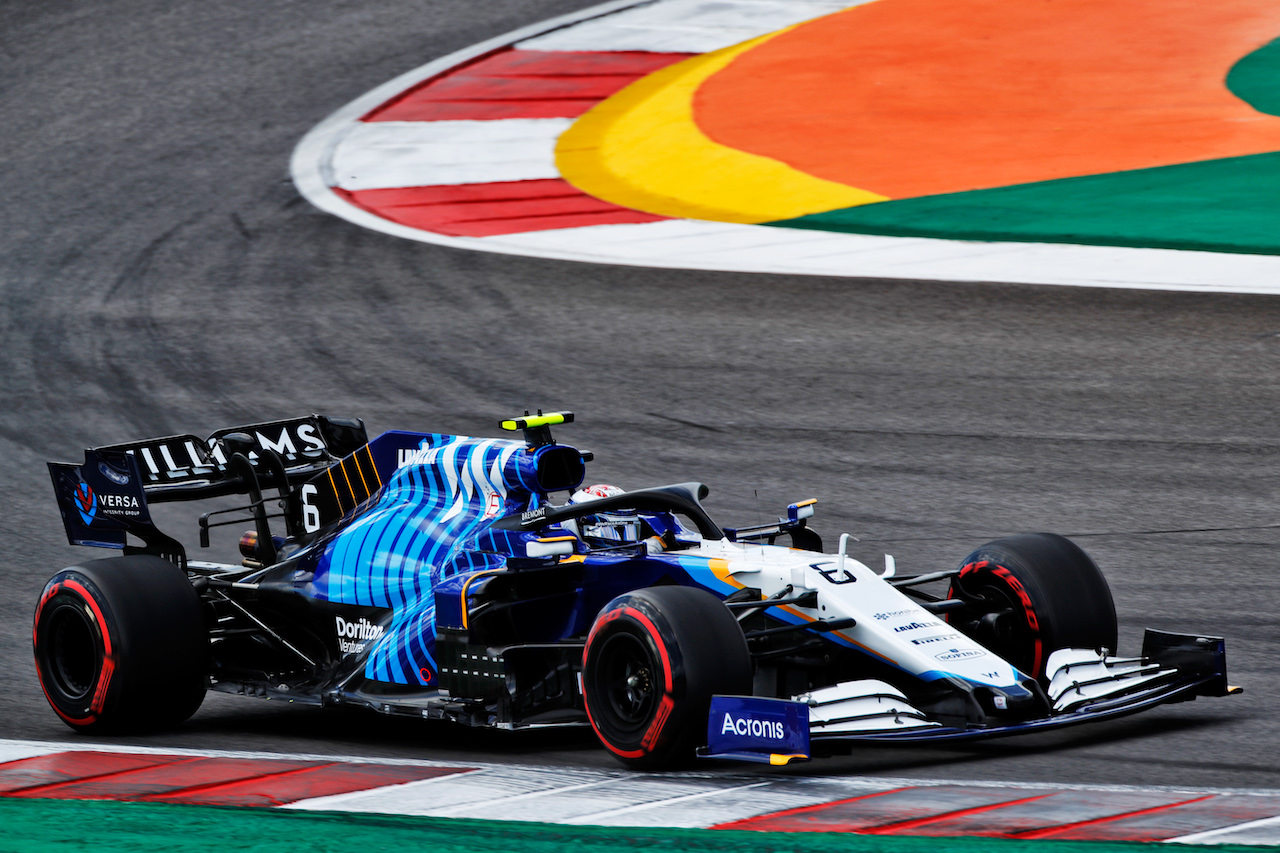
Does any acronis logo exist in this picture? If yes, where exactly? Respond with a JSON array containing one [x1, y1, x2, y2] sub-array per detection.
[[720, 714, 787, 740], [74, 481, 96, 526]]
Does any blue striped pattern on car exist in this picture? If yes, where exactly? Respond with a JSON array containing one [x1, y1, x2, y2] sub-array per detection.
[[313, 435, 526, 685]]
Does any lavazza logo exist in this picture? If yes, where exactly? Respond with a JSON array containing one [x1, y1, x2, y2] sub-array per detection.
[[335, 615, 385, 655], [720, 714, 786, 740]]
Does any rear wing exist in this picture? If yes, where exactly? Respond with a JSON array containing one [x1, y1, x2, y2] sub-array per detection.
[[48, 414, 367, 554]]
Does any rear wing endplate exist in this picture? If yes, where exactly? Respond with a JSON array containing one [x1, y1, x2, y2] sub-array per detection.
[[47, 414, 368, 554]]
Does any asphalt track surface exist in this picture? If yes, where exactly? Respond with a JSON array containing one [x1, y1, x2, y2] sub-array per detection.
[[5, 0, 1280, 794]]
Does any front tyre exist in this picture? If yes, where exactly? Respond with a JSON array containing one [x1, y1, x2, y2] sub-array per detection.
[[582, 586, 752, 770], [948, 533, 1117, 681], [33, 556, 208, 733]]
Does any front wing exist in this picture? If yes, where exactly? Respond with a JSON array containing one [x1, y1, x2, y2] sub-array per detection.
[[702, 629, 1238, 764]]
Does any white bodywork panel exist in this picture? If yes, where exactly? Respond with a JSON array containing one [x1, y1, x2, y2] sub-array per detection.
[[683, 539, 1024, 689]]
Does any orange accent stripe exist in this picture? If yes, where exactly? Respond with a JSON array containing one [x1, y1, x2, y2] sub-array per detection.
[[365, 446, 382, 489], [327, 468, 346, 514], [338, 458, 357, 506], [352, 451, 371, 496], [459, 570, 505, 630]]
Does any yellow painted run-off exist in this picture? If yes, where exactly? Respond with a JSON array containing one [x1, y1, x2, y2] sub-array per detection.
[[554, 30, 885, 224]]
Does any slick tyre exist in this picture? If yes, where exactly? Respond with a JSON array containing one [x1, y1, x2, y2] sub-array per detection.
[[948, 533, 1117, 681], [583, 585, 752, 770], [33, 556, 208, 733]]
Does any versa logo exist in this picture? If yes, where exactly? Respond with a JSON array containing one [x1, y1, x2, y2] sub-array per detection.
[[74, 481, 97, 526], [720, 714, 786, 740]]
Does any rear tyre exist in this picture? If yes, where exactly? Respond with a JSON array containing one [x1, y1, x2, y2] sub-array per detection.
[[582, 585, 752, 770], [947, 533, 1117, 681], [33, 555, 208, 733]]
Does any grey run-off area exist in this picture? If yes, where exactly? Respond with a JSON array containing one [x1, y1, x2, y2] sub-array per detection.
[[2, 0, 1280, 791]]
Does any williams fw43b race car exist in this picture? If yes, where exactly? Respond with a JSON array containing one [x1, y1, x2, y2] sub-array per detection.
[[37, 412, 1239, 768]]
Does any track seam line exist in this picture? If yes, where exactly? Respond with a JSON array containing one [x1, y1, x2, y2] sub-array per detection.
[[711, 786, 914, 829], [564, 780, 772, 824], [1007, 794, 1218, 839], [1, 753, 199, 796], [860, 792, 1058, 835]]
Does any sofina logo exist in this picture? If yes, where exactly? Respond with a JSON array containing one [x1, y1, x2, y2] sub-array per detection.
[[74, 481, 97, 526], [937, 648, 986, 661]]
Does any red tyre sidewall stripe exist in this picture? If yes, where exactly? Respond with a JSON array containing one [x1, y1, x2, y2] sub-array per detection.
[[583, 602, 677, 759], [956, 561, 1044, 676], [32, 576, 115, 725]]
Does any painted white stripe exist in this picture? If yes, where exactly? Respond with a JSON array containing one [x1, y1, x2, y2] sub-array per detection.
[[486, 220, 1280, 294], [294, 0, 655, 193], [562, 780, 771, 825], [424, 775, 625, 818], [1168, 814, 1280, 846], [279, 770, 482, 813], [517, 0, 871, 53], [0, 744, 64, 764], [288, 769, 897, 827], [331, 120, 573, 190], [288, 766, 618, 817]]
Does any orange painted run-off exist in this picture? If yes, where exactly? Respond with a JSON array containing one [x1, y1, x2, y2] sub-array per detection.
[[694, 0, 1280, 200]]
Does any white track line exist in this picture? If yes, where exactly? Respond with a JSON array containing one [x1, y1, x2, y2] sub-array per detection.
[[517, 0, 863, 53]]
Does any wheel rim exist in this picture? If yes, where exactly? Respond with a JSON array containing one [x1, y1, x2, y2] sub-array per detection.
[[952, 574, 1036, 675], [596, 631, 658, 733], [44, 601, 101, 702]]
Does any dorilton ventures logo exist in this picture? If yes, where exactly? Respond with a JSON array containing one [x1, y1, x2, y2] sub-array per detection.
[[335, 615, 385, 655]]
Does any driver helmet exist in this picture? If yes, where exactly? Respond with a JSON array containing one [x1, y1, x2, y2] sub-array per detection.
[[569, 484, 641, 544]]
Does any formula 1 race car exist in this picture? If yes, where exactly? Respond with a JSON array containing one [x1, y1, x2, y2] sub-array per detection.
[[37, 413, 1239, 768]]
